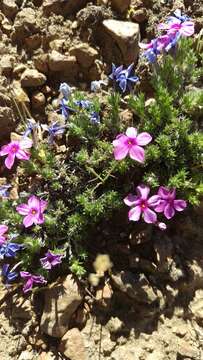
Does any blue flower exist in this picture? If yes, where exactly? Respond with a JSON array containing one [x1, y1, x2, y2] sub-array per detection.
[[0, 242, 22, 259], [0, 184, 11, 198], [109, 64, 124, 82], [42, 122, 66, 144], [90, 112, 100, 125], [116, 63, 139, 92], [165, 32, 181, 52], [59, 99, 76, 120], [168, 9, 190, 24], [59, 83, 72, 99], [74, 100, 92, 110], [2, 264, 18, 283], [23, 120, 39, 138]]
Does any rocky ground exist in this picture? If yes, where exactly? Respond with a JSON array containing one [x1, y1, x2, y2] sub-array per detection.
[[0, 0, 203, 359]]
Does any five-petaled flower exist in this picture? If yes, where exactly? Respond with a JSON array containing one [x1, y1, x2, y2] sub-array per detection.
[[16, 195, 48, 228], [20, 271, 47, 293], [124, 184, 160, 224], [154, 186, 187, 219], [40, 251, 63, 270], [0, 225, 8, 245], [0, 138, 32, 170], [113, 127, 152, 162]]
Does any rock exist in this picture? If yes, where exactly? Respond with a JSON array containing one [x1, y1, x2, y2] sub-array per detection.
[[189, 290, 203, 324], [13, 7, 38, 42], [34, 54, 49, 74], [0, 106, 15, 136], [31, 91, 46, 109], [0, 55, 14, 76], [48, 51, 78, 75], [110, 0, 130, 13], [43, 0, 88, 16], [131, 8, 148, 23], [95, 283, 113, 309], [12, 80, 30, 104], [25, 34, 42, 51], [18, 350, 35, 360], [21, 69, 47, 88], [2, 0, 18, 19], [106, 317, 123, 333], [12, 295, 33, 321], [102, 19, 140, 64], [177, 339, 200, 359], [13, 64, 27, 77], [40, 275, 84, 338], [70, 43, 99, 68], [111, 271, 157, 304], [59, 328, 87, 360]]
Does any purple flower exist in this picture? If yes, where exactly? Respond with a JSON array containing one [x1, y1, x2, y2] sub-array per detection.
[[16, 195, 48, 228], [20, 271, 47, 293], [0, 242, 22, 259], [42, 122, 66, 144], [0, 184, 11, 198], [154, 187, 187, 219], [0, 225, 8, 245], [90, 111, 100, 124], [113, 127, 152, 162], [0, 138, 32, 170], [59, 83, 72, 99], [40, 250, 63, 270], [124, 184, 160, 224], [116, 63, 139, 93], [2, 264, 18, 283], [169, 9, 190, 23]]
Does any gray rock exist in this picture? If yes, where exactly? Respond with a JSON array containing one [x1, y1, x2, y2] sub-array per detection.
[[41, 275, 84, 338], [111, 271, 157, 304], [59, 328, 87, 360], [21, 69, 47, 87], [48, 51, 78, 74], [102, 19, 140, 64]]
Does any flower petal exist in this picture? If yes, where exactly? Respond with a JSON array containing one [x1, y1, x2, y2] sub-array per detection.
[[16, 149, 30, 161], [0, 145, 10, 156], [148, 195, 160, 208], [158, 186, 170, 199], [128, 206, 141, 221], [40, 200, 48, 212], [143, 208, 157, 223], [28, 195, 40, 209], [23, 278, 33, 293], [154, 199, 166, 213], [124, 194, 140, 207], [0, 225, 8, 236], [5, 154, 15, 169], [113, 144, 129, 160], [16, 204, 30, 215], [173, 199, 187, 211], [23, 214, 34, 228], [136, 132, 152, 146], [164, 204, 175, 219], [136, 184, 150, 200], [180, 22, 194, 37], [126, 127, 137, 139], [129, 145, 145, 162], [20, 138, 33, 149]]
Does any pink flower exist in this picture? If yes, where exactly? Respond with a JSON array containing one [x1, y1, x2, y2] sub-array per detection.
[[124, 184, 160, 223], [139, 35, 172, 52], [113, 127, 152, 162], [0, 225, 8, 245], [154, 187, 187, 219], [20, 271, 47, 293], [158, 20, 194, 37], [0, 138, 32, 169], [16, 195, 48, 228]]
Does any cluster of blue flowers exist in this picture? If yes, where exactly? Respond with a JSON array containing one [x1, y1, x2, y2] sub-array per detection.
[[109, 63, 139, 93]]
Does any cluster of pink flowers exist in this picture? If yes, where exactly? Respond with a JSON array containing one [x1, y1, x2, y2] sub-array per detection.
[[124, 184, 187, 229], [112, 127, 187, 229]]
